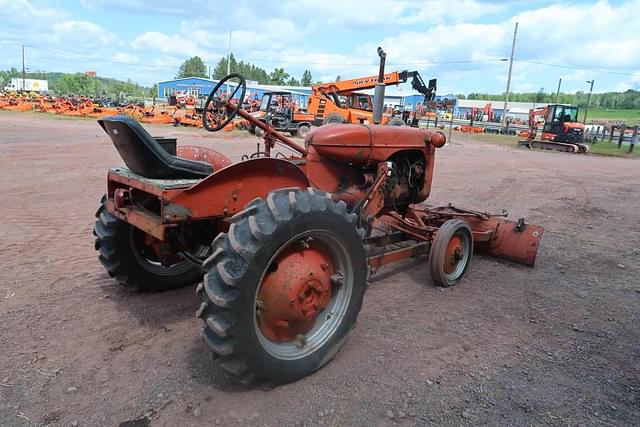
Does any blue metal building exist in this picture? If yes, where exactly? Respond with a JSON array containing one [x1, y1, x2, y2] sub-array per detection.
[[158, 77, 217, 98], [157, 77, 313, 108], [157, 77, 465, 114]]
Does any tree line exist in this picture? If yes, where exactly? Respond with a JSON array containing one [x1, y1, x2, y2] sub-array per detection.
[[3, 57, 640, 109], [177, 55, 314, 86], [0, 68, 153, 97], [458, 90, 640, 109]]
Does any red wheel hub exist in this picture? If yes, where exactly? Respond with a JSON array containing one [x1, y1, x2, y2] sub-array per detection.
[[443, 235, 464, 274], [257, 241, 334, 342], [138, 231, 181, 266]]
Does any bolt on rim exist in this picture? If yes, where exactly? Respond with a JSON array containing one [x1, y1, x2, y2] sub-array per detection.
[[443, 233, 471, 281]]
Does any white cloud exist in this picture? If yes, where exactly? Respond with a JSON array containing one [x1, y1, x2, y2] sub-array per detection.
[[130, 31, 199, 55], [615, 72, 640, 91], [52, 20, 116, 47], [2, 0, 639, 91], [0, 0, 65, 20], [510, 0, 640, 69], [80, 0, 187, 14], [111, 52, 139, 64]]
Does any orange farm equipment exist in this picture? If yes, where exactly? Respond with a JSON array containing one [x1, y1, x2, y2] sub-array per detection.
[[249, 90, 314, 138], [307, 60, 435, 126], [521, 104, 588, 153], [94, 49, 543, 386], [139, 106, 176, 124], [0, 96, 33, 111]]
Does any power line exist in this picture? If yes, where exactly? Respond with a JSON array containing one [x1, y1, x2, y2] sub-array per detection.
[[513, 59, 636, 77], [0, 42, 175, 69], [238, 56, 507, 66], [2, 40, 637, 77]]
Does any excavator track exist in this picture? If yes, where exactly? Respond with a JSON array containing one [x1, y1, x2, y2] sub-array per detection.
[[521, 140, 588, 154]]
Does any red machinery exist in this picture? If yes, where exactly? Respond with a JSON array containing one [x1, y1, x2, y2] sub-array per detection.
[[94, 49, 543, 385], [470, 103, 494, 122], [248, 90, 314, 138], [522, 104, 588, 153]]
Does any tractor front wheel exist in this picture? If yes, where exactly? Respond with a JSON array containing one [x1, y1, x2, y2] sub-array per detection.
[[197, 188, 367, 384], [429, 219, 473, 287], [386, 117, 406, 126], [296, 124, 311, 138], [93, 196, 205, 291]]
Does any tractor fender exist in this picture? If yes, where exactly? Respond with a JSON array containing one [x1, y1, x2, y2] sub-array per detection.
[[167, 158, 310, 219], [177, 146, 232, 171]]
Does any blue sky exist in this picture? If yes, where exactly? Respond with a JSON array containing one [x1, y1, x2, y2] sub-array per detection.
[[1, 0, 639, 94]]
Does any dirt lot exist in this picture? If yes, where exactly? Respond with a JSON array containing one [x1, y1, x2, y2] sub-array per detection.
[[1, 111, 639, 426]]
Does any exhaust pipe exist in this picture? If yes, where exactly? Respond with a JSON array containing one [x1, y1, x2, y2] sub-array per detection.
[[373, 47, 386, 124]]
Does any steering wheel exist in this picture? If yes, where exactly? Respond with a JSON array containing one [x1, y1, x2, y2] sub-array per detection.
[[203, 73, 246, 131]]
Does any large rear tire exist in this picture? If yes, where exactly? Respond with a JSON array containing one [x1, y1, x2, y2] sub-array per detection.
[[93, 196, 205, 292], [429, 219, 473, 287], [323, 113, 345, 125], [196, 188, 367, 384]]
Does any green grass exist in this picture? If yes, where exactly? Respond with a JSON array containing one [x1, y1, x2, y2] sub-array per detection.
[[587, 141, 640, 157], [587, 107, 640, 125], [465, 132, 521, 147], [0, 108, 95, 121], [467, 131, 640, 158]]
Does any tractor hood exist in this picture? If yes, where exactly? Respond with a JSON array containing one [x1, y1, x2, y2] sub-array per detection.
[[306, 124, 446, 165]]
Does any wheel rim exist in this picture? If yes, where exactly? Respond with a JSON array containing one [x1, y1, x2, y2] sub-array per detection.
[[129, 228, 200, 276], [254, 230, 353, 360], [442, 233, 471, 281], [298, 126, 310, 137]]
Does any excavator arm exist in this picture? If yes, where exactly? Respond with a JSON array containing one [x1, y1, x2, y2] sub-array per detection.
[[399, 71, 437, 101], [313, 70, 436, 102]]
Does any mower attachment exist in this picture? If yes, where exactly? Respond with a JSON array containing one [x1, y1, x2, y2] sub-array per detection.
[[374, 204, 544, 268]]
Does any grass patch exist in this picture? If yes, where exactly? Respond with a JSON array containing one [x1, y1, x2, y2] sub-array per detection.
[[587, 108, 640, 126], [587, 142, 640, 158], [0, 109, 95, 121], [465, 132, 521, 147], [467, 131, 639, 158]]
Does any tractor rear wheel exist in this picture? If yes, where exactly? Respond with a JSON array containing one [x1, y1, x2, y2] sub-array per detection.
[[323, 113, 345, 125], [429, 219, 473, 287], [197, 188, 367, 384], [94, 196, 205, 292]]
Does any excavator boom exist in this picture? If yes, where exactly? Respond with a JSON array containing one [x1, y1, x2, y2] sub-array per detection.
[[308, 70, 436, 125], [312, 70, 435, 100]]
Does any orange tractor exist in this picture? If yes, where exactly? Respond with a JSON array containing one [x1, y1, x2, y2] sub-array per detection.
[[94, 49, 543, 385], [248, 90, 314, 138], [307, 61, 436, 126]]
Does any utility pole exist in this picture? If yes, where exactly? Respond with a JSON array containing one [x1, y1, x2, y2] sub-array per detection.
[[22, 45, 26, 93], [583, 80, 594, 124], [534, 87, 543, 110], [227, 31, 232, 96], [555, 78, 562, 103], [501, 22, 518, 127]]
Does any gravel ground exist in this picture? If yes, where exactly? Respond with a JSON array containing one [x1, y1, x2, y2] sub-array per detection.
[[0, 112, 638, 426]]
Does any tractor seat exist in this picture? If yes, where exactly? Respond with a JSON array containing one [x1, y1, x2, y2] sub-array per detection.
[[98, 115, 214, 179]]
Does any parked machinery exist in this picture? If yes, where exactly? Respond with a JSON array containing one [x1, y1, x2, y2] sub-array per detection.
[[248, 90, 314, 138], [94, 48, 543, 385], [522, 104, 588, 153], [307, 67, 436, 126]]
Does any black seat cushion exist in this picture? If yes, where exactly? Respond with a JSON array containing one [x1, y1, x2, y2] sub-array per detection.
[[98, 115, 213, 179]]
